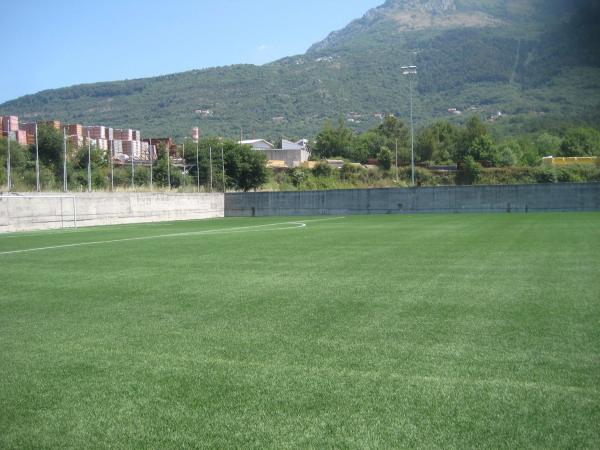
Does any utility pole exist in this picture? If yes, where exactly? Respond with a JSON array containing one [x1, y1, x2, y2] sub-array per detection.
[[87, 130, 92, 192], [402, 65, 418, 186], [63, 127, 68, 192]]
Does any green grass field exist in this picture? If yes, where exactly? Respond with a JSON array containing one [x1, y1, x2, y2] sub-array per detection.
[[1, 213, 599, 448]]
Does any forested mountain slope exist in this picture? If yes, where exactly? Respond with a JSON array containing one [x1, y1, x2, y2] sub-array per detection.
[[1, 0, 599, 139]]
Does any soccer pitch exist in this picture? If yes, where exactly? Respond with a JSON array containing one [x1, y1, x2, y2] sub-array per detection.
[[1, 213, 599, 448]]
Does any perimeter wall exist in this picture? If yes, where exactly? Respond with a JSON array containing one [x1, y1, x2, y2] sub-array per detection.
[[0, 193, 224, 233], [225, 183, 600, 217]]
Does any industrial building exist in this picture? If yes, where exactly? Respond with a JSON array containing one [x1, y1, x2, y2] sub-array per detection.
[[240, 138, 310, 168]]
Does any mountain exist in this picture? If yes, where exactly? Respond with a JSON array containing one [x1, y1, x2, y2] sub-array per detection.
[[1, 0, 599, 140]]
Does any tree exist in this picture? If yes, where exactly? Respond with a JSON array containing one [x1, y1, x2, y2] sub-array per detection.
[[457, 156, 482, 185], [494, 142, 519, 167], [377, 146, 393, 170], [454, 116, 489, 162], [534, 132, 562, 157], [560, 127, 600, 157], [377, 116, 409, 145], [472, 135, 496, 163], [226, 144, 268, 192], [288, 167, 310, 187], [36, 125, 63, 168], [312, 162, 334, 178], [153, 144, 178, 188], [351, 132, 379, 163], [416, 121, 458, 163], [313, 118, 355, 159], [376, 116, 410, 161], [74, 145, 107, 170]]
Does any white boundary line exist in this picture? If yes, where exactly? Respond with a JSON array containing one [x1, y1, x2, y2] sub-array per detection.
[[0, 221, 308, 256], [0, 216, 347, 256]]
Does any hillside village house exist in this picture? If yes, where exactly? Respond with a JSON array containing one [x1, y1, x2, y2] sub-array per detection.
[[240, 138, 310, 168]]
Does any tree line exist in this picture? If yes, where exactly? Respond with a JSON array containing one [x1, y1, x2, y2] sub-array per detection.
[[311, 115, 600, 167], [0, 125, 267, 192], [2, 117, 599, 192]]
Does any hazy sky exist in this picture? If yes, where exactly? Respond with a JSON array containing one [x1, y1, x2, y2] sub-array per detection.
[[0, 0, 383, 104]]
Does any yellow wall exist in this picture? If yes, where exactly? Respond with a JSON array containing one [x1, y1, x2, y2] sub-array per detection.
[[543, 157, 598, 166]]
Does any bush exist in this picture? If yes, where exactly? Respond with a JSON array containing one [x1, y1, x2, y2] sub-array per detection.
[[377, 147, 393, 170], [414, 167, 435, 186], [457, 156, 482, 185], [288, 167, 310, 187], [312, 162, 334, 178], [534, 167, 557, 183], [340, 163, 366, 182]]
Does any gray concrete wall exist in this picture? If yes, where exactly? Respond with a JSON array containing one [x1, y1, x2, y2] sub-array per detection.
[[255, 149, 309, 167], [225, 183, 600, 216], [0, 193, 224, 233]]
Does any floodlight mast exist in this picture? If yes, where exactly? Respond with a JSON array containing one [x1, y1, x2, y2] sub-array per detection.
[[35, 123, 40, 191], [87, 130, 92, 192], [149, 138, 153, 191], [6, 121, 11, 191], [195, 134, 200, 193], [402, 65, 418, 187], [63, 127, 68, 192]]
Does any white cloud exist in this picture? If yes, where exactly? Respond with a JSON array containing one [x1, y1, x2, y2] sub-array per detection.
[[257, 44, 268, 52]]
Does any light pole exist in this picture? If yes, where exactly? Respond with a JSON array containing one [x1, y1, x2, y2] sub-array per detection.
[[87, 130, 92, 192], [209, 146, 213, 192], [402, 65, 417, 186], [5, 121, 12, 191], [395, 138, 399, 183], [110, 139, 114, 192], [63, 127, 68, 192], [182, 138, 186, 189], [62, 129, 84, 192], [35, 123, 40, 192], [195, 137, 200, 193], [149, 138, 153, 191], [131, 142, 135, 190], [19, 121, 40, 191], [167, 143, 171, 189], [221, 146, 226, 193]]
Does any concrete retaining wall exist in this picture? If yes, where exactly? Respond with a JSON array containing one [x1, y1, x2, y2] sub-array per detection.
[[0, 193, 224, 233], [225, 183, 600, 216]]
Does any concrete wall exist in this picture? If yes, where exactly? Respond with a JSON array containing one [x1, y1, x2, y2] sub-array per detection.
[[254, 149, 309, 167], [0, 193, 224, 233], [225, 183, 600, 217]]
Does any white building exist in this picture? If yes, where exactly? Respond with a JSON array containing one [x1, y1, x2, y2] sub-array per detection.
[[240, 138, 310, 168], [240, 139, 275, 150]]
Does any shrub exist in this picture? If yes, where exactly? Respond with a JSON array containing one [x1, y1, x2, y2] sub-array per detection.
[[457, 156, 481, 185], [377, 147, 393, 170], [534, 167, 557, 183], [312, 162, 334, 178]]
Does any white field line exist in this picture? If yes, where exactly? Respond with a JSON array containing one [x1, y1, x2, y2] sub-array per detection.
[[0, 222, 178, 240], [0, 216, 345, 240], [299, 216, 346, 224], [0, 221, 309, 256]]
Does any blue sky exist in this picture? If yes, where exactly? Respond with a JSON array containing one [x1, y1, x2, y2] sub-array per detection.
[[0, 0, 383, 104]]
